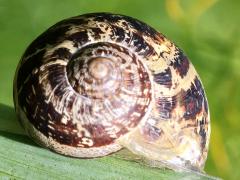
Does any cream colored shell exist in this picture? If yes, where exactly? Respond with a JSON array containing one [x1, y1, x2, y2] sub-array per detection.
[[14, 13, 210, 171]]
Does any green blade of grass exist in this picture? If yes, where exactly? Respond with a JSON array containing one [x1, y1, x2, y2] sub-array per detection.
[[0, 104, 217, 179], [0, 130, 217, 180]]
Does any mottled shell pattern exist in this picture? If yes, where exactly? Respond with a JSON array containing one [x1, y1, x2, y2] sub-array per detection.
[[14, 13, 210, 171]]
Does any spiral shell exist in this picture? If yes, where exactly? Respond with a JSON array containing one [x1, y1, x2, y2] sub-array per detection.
[[14, 13, 210, 171]]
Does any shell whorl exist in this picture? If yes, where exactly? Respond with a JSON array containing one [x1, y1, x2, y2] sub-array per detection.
[[14, 13, 210, 170]]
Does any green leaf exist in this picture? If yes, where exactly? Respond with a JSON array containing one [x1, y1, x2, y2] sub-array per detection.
[[0, 104, 217, 179]]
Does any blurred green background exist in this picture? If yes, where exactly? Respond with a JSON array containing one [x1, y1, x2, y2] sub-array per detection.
[[0, 0, 239, 179]]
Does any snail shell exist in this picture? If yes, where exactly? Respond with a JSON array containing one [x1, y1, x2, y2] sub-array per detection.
[[14, 13, 210, 171]]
